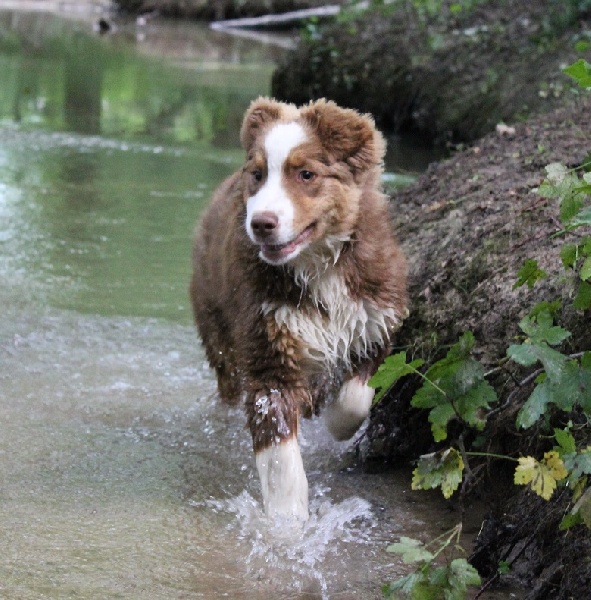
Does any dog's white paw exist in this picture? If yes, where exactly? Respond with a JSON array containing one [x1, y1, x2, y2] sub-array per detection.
[[325, 377, 374, 441]]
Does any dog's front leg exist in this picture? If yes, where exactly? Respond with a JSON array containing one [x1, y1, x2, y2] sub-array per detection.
[[246, 387, 309, 521]]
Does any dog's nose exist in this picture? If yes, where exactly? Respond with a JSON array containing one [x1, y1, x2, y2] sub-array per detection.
[[250, 212, 278, 238]]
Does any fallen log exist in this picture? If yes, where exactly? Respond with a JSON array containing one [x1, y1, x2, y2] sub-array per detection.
[[210, 5, 340, 31]]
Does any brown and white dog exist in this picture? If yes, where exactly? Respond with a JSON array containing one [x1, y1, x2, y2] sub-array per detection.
[[190, 98, 407, 521]]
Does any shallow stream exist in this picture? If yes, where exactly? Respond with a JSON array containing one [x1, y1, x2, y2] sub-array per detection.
[[1, 9, 466, 599]]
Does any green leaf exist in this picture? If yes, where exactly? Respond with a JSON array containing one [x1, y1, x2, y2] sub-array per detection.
[[560, 510, 583, 530], [448, 558, 481, 591], [537, 181, 561, 199], [561, 362, 591, 413], [507, 342, 568, 381], [369, 351, 424, 404], [517, 310, 571, 346], [413, 361, 495, 441], [580, 255, 591, 281], [516, 379, 554, 428], [537, 162, 590, 226], [412, 380, 445, 410], [383, 572, 427, 598], [561, 243, 579, 269], [560, 192, 585, 224], [507, 343, 539, 367], [528, 300, 562, 318], [574, 280, 591, 310], [554, 428, 576, 455], [411, 333, 496, 440], [572, 206, 591, 228], [455, 380, 497, 431], [412, 448, 464, 499], [573, 488, 591, 528], [516, 360, 591, 428], [386, 537, 434, 564], [513, 259, 547, 289], [563, 58, 591, 88], [563, 447, 591, 483], [408, 579, 439, 600], [423, 331, 476, 383], [427, 403, 456, 442], [544, 162, 568, 184], [498, 560, 511, 575]]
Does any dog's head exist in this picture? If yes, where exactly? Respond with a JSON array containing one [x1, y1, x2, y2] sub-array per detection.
[[239, 97, 385, 267]]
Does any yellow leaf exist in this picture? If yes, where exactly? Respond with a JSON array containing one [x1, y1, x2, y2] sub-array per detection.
[[514, 456, 537, 485], [514, 452, 567, 500], [543, 451, 568, 481]]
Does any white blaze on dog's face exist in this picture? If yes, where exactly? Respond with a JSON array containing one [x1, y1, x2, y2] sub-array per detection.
[[245, 122, 310, 265], [240, 98, 384, 268]]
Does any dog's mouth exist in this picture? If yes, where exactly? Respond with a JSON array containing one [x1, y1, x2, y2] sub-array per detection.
[[260, 223, 316, 264]]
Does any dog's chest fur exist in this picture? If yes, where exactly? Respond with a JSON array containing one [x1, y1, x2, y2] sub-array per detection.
[[262, 270, 398, 370]]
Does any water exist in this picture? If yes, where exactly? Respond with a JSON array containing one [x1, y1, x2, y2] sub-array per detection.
[[0, 9, 463, 599]]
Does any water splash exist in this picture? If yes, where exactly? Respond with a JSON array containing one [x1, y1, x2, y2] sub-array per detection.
[[203, 486, 374, 599]]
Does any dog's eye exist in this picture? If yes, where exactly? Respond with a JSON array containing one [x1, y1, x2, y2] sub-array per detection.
[[298, 170, 316, 182], [252, 169, 263, 182]]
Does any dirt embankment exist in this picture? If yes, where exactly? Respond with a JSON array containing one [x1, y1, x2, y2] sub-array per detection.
[[363, 95, 590, 456], [361, 72, 591, 600], [273, 0, 591, 145]]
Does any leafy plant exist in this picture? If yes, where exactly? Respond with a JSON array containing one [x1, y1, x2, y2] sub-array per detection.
[[370, 332, 497, 443], [378, 58, 591, 599], [513, 258, 547, 289], [370, 351, 425, 404], [411, 448, 464, 499], [564, 58, 591, 88], [411, 332, 497, 442], [384, 525, 480, 600]]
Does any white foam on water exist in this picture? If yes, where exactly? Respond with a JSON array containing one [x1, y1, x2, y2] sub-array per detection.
[[203, 485, 374, 599]]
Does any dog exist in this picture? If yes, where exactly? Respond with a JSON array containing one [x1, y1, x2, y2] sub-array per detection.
[[190, 97, 407, 521]]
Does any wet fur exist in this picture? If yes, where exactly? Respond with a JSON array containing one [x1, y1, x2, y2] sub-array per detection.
[[190, 97, 407, 518]]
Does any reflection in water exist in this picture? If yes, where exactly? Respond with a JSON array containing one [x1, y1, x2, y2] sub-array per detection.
[[64, 33, 103, 134], [0, 9, 461, 600], [0, 11, 277, 146]]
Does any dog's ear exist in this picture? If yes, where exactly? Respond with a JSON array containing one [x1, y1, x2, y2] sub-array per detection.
[[240, 97, 287, 151], [300, 99, 385, 171]]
